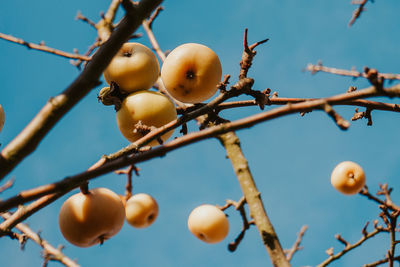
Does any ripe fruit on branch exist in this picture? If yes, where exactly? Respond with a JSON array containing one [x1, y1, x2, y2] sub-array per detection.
[[331, 161, 366, 195], [187, 204, 229, 244], [0, 104, 4, 133], [125, 193, 159, 228], [103, 42, 160, 93], [161, 43, 222, 103], [58, 187, 125, 247], [116, 90, 177, 145]]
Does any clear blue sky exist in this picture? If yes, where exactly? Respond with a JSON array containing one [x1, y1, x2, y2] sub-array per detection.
[[1, 1, 400, 266]]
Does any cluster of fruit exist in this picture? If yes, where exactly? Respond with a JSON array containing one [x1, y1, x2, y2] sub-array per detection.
[[58, 188, 229, 247], [100, 42, 222, 145], [58, 42, 228, 247], [59, 188, 159, 247]]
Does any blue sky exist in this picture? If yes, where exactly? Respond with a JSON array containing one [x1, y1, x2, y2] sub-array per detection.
[[1, 0, 400, 266]]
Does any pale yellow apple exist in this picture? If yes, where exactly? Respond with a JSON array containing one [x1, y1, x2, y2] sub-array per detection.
[[125, 193, 159, 228], [116, 90, 177, 146], [161, 43, 222, 103], [187, 204, 229, 244], [103, 42, 160, 92], [0, 104, 4, 133], [58, 187, 125, 247], [331, 161, 366, 195]]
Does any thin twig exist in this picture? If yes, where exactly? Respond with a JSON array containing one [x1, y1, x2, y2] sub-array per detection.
[[0, 33, 91, 61], [306, 63, 400, 81], [1, 213, 79, 267], [286, 225, 308, 262]]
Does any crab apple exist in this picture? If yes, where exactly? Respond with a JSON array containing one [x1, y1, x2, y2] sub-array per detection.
[[103, 42, 160, 92], [0, 104, 4, 133], [125, 193, 159, 228], [116, 90, 177, 146], [58, 187, 125, 247], [187, 204, 229, 244], [161, 43, 222, 103], [331, 161, 366, 195]]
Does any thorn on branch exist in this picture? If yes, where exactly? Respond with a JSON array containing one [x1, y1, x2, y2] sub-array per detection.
[[323, 103, 350, 130], [75, 11, 97, 28], [239, 28, 269, 79], [351, 108, 373, 126], [217, 75, 231, 93], [335, 234, 350, 248], [147, 6, 164, 29], [364, 67, 384, 92], [286, 225, 308, 262], [347, 86, 357, 93], [325, 247, 334, 257], [0, 177, 14, 194]]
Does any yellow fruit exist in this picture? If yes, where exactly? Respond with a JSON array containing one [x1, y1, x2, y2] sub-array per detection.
[[103, 42, 160, 93], [331, 161, 366, 195], [188, 204, 229, 244], [116, 90, 177, 146], [161, 43, 222, 103], [125, 193, 159, 228], [58, 188, 125, 247]]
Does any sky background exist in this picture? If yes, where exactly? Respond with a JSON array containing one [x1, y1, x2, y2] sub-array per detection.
[[1, 0, 400, 266]]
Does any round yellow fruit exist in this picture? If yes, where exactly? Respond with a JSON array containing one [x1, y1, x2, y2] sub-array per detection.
[[103, 42, 160, 93], [58, 187, 125, 247], [125, 193, 159, 228], [331, 161, 366, 195], [187, 204, 229, 244], [116, 90, 177, 146], [161, 43, 222, 103], [0, 104, 4, 133]]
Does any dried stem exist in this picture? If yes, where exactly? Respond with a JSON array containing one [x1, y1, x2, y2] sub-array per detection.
[[285, 225, 308, 262], [1, 213, 79, 267], [317, 224, 386, 267], [306, 63, 400, 81], [349, 0, 369, 27], [0, 33, 91, 61]]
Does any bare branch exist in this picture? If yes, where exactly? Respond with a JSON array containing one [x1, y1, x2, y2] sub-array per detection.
[[286, 225, 308, 262], [306, 63, 400, 81], [1, 213, 79, 267], [0, 0, 164, 181], [0, 33, 91, 61]]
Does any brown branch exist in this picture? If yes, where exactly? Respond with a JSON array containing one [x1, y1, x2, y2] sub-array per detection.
[[115, 165, 139, 200], [0, 33, 91, 61], [147, 6, 163, 29], [217, 132, 290, 266], [349, 0, 369, 27], [178, 97, 400, 115], [1, 83, 400, 213], [285, 225, 308, 262], [317, 224, 387, 267], [1, 213, 79, 267], [363, 255, 400, 267], [306, 63, 400, 81], [0, 0, 164, 181], [75, 11, 97, 28], [0, 177, 14, 194], [0, 192, 65, 235]]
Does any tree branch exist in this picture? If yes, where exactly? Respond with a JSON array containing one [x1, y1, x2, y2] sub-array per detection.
[[1, 213, 79, 267], [0, 33, 91, 61], [217, 132, 290, 267], [0, 0, 163, 181]]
